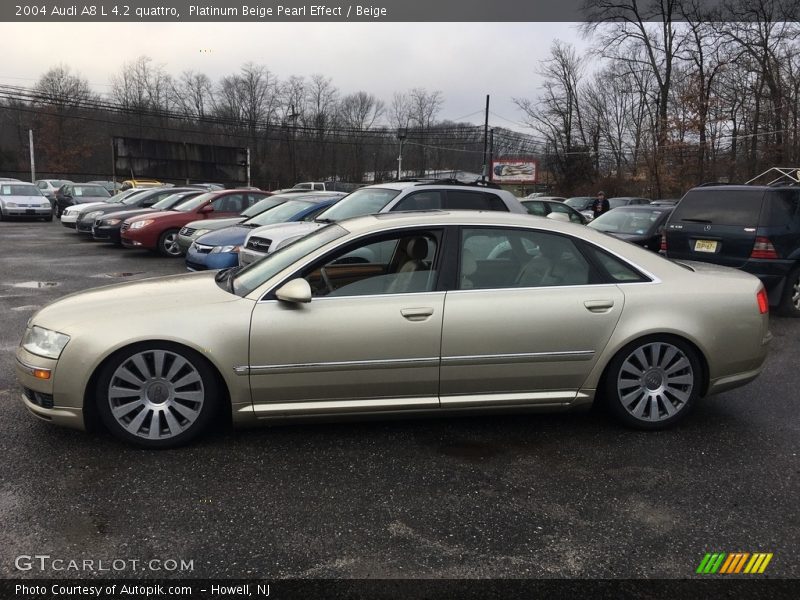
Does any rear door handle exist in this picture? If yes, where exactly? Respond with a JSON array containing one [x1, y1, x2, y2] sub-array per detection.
[[584, 299, 614, 313], [401, 307, 434, 321]]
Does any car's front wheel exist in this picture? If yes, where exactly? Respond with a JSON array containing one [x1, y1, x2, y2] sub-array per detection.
[[604, 336, 702, 429], [157, 229, 182, 257], [96, 344, 219, 448], [777, 266, 800, 317]]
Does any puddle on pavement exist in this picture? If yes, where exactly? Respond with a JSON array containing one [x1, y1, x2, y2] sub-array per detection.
[[9, 281, 59, 289], [11, 305, 42, 312], [92, 272, 145, 278]]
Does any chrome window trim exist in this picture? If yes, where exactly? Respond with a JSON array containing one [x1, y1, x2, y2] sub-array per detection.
[[249, 220, 662, 302]]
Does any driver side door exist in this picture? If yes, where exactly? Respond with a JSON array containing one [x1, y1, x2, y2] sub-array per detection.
[[247, 228, 446, 418]]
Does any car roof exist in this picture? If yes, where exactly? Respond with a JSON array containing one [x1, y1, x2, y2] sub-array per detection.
[[607, 205, 671, 212]]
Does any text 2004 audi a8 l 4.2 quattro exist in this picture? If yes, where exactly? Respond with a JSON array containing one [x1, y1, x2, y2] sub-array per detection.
[[15, 212, 771, 448]]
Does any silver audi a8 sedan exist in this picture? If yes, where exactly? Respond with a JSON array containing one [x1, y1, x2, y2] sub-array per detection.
[[16, 211, 771, 448]]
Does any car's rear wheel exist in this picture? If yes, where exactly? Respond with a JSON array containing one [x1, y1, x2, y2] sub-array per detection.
[[604, 336, 702, 429], [96, 344, 219, 448], [777, 266, 800, 318], [157, 229, 182, 257]]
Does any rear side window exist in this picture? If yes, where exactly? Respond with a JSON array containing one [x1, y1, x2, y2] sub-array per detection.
[[446, 190, 507, 211], [583, 245, 649, 283], [762, 190, 800, 227], [671, 190, 764, 226]]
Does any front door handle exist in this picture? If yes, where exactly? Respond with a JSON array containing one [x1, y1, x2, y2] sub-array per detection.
[[584, 299, 614, 313], [401, 307, 434, 321]]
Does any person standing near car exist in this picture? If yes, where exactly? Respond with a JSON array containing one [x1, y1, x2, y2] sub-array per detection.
[[592, 191, 610, 219]]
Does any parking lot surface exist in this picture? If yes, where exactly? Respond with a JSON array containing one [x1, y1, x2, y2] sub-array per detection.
[[1, 219, 798, 579]]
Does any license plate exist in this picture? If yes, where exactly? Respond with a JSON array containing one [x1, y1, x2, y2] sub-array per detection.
[[694, 240, 718, 253], [25, 209, 35, 215]]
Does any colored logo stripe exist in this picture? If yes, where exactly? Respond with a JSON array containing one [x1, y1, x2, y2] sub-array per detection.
[[698, 552, 773, 574]]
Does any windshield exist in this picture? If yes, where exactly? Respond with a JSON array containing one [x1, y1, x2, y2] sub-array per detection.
[[73, 186, 110, 197], [1, 184, 41, 196], [152, 192, 200, 210], [232, 224, 349, 296], [588, 209, 667, 234], [173, 192, 217, 212], [241, 196, 283, 217], [244, 200, 314, 227], [313, 188, 400, 221], [565, 197, 592, 210]]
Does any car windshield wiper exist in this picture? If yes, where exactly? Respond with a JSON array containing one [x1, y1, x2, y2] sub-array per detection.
[[314, 217, 335, 223], [680, 218, 712, 223]]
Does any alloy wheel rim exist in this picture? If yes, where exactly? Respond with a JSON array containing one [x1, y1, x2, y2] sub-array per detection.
[[617, 342, 694, 422], [107, 350, 204, 439], [791, 274, 800, 310], [163, 233, 181, 255]]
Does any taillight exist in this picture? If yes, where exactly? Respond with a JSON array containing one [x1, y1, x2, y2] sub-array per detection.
[[756, 287, 769, 314], [751, 236, 779, 259], [660, 233, 667, 253]]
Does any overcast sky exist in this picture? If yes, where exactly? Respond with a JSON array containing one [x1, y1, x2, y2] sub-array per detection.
[[0, 22, 586, 131]]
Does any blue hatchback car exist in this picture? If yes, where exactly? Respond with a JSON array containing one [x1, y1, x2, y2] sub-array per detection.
[[185, 193, 344, 271]]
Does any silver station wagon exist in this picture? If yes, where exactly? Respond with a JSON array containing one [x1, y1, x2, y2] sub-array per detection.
[[16, 212, 771, 448]]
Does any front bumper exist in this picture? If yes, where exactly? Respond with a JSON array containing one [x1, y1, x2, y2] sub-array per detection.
[[3, 207, 51, 217], [76, 219, 95, 234], [177, 234, 196, 253], [14, 347, 85, 431], [186, 248, 239, 271]]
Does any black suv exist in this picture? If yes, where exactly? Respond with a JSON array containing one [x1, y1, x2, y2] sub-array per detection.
[[664, 185, 800, 316]]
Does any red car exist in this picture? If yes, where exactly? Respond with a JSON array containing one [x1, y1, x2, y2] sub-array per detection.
[[121, 189, 269, 256]]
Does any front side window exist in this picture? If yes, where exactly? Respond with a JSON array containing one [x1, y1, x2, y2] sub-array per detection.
[[301, 230, 440, 298], [460, 228, 595, 289]]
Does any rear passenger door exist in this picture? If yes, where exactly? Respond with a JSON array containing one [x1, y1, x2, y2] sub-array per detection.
[[440, 226, 624, 406]]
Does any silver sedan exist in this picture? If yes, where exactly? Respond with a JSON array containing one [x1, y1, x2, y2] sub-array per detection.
[[16, 212, 770, 448], [0, 182, 53, 221]]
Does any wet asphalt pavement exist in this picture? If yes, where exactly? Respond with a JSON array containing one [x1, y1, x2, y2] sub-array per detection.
[[0, 218, 798, 581]]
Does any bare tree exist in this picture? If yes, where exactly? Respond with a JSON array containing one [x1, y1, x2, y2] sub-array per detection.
[[34, 64, 94, 110], [171, 70, 214, 118]]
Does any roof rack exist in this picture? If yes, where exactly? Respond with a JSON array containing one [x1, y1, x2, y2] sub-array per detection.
[[745, 167, 800, 186], [695, 181, 729, 187], [416, 178, 502, 190]]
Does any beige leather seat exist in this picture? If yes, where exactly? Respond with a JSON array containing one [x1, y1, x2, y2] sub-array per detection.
[[387, 237, 430, 293]]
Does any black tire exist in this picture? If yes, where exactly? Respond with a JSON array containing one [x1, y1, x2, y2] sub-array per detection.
[[157, 228, 183, 257], [604, 335, 703, 430], [777, 267, 800, 318], [45, 213, 53, 222], [0, 208, 5, 221], [95, 342, 219, 449]]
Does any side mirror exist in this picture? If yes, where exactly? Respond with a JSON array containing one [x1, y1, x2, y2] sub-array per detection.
[[200, 204, 214, 213], [546, 212, 570, 222], [275, 278, 312, 304]]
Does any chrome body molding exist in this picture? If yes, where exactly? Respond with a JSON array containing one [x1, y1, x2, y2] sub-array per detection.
[[441, 350, 594, 366], [253, 396, 439, 416], [440, 390, 576, 408], [234, 351, 592, 376], [235, 356, 440, 375]]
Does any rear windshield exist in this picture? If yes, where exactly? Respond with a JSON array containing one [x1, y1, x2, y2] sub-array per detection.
[[762, 190, 800, 227], [670, 190, 764, 226]]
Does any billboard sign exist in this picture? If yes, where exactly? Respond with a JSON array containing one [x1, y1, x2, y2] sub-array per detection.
[[113, 137, 247, 185], [491, 158, 537, 184]]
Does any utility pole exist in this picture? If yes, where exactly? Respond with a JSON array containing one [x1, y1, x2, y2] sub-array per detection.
[[397, 127, 407, 180], [481, 95, 490, 182], [246, 147, 251, 188], [29, 129, 35, 182]]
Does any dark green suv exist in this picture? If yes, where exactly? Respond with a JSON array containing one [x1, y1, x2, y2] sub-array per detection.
[[664, 185, 800, 316]]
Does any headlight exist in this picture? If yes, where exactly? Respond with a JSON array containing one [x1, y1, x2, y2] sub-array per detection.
[[210, 245, 241, 254], [193, 229, 210, 238], [103, 218, 121, 226], [22, 325, 70, 360], [5, 202, 17, 207], [130, 219, 154, 229], [84, 210, 102, 220]]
